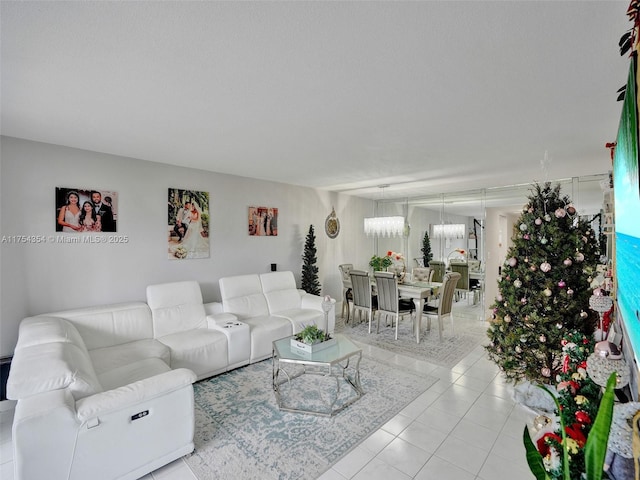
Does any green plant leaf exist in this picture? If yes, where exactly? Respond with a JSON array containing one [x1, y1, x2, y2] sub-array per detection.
[[584, 371, 616, 480], [523, 426, 551, 480]]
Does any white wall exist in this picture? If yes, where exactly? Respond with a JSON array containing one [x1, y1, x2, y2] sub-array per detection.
[[0, 136, 375, 356]]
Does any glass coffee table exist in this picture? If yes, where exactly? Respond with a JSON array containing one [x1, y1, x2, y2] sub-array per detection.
[[272, 333, 364, 416]]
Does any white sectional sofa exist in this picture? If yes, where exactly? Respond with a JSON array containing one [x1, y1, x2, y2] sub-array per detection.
[[6, 302, 197, 480], [6, 273, 335, 479], [212, 271, 335, 363]]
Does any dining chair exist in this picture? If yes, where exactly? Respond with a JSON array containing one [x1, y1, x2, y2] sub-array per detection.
[[411, 267, 433, 283], [413, 257, 425, 267], [428, 260, 445, 283], [422, 272, 461, 341], [349, 270, 376, 327], [338, 263, 353, 321], [373, 271, 413, 340], [448, 261, 470, 302]]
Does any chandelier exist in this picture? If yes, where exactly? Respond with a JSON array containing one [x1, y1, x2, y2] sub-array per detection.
[[432, 223, 465, 239], [364, 184, 406, 237], [364, 216, 405, 237]]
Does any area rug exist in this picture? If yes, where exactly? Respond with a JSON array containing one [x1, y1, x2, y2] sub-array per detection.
[[338, 312, 489, 368], [185, 356, 437, 480]]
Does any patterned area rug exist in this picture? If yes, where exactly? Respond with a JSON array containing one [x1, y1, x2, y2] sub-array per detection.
[[185, 356, 437, 480], [338, 309, 490, 368]]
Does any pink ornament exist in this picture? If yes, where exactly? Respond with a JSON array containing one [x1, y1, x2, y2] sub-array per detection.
[[540, 262, 551, 273], [496, 294, 503, 302], [593, 288, 603, 296], [523, 234, 530, 240], [555, 208, 566, 218], [530, 265, 537, 272], [521, 297, 527, 305], [539, 334, 547, 343], [535, 217, 542, 225], [558, 280, 566, 288], [575, 252, 584, 263], [563, 258, 573, 266], [567, 288, 574, 296], [508, 257, 517, 267], [541, 368, 551, 378]]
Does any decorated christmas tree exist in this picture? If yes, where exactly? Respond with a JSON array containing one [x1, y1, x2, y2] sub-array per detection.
[[486, 183, 599, 385], [301, 225, 321, 295]]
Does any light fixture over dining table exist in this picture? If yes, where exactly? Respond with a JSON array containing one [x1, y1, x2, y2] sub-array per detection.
[[364, 185, 406, 237]]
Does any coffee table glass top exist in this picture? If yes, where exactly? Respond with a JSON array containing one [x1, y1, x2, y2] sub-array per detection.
[[273, 333, 360, 365]]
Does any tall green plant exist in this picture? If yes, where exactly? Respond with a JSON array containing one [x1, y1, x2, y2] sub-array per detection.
[[523, 372, 617, 480], [301, 225, 321, 295], [421, 231, 433, 266]]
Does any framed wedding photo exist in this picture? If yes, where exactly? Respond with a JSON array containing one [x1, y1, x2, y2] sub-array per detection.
[[55, 187, 118, 233], [248, 206, 278, 236], [167, 188, 210, 260]]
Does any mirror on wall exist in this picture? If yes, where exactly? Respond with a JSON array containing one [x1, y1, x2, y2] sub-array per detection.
[[372, 174, 609, 321]]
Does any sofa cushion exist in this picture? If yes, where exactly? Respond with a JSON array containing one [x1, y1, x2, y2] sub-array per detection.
[[219, 274, 270, 318], [260, 271, 302, 313], [40, 302, 154, 351], [7, 341, 102, 401], [147, 281, 207, 338], [15, 316, 86, 350], [158, 328, 228, 380], [89, 339, 171, 375], [243, 315, 292, 363], [97, 357, 172, 391]]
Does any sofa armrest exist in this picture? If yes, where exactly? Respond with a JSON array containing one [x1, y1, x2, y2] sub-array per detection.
[[13, 389, 80, 480], [206, 313, 239, 328], [299, 294, 336, 333], [299, 293, 335, 311], [75, 368, 196, 422]]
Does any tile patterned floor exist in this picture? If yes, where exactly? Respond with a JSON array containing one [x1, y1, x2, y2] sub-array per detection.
[[0, 302, 535, 479]]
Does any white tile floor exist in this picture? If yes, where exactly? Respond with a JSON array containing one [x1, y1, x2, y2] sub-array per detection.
[[0, 302, 536, 480]]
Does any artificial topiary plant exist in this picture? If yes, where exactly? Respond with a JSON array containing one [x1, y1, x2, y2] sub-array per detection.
[[421, 231, 433, 266], [301, 225, 321, 295]]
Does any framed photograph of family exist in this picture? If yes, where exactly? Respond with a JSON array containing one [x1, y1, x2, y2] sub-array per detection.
[[248, 206, 278, 236], [168, 188, 210, 260], [55, 187, 118, 232]]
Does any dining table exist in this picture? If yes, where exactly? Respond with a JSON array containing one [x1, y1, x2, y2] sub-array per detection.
[[342, 276, 440, 344]]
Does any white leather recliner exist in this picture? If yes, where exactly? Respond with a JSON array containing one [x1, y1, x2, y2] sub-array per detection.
[[146, 280, 230, 380]]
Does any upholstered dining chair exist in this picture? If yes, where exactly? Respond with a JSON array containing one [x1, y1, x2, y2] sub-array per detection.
[[428, 260, 445, 283], [411, 267, 433, 283], [448, 261, 470, 302], [422, 272, 460, 341], [349, 270, 375, 326], [373, 271, 413, 340], [338, 263, 353, 321]]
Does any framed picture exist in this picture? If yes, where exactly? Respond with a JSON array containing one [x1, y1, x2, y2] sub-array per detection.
[[168, 188, 210, 259], [248, 206, 278, 236], [56, 187, 118, 232]]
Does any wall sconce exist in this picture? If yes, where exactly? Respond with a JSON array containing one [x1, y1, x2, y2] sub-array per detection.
[[432, 224, 465, 239]]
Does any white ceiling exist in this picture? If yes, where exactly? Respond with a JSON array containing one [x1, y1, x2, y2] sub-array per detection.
[[0, 1, 630, 210]]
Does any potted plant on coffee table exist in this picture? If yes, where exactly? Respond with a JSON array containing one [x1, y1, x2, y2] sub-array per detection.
[[291, 325, 336, 354]]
